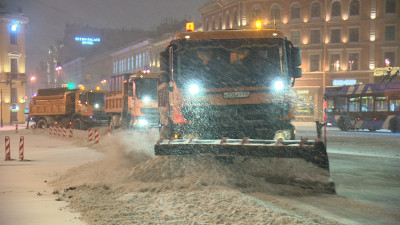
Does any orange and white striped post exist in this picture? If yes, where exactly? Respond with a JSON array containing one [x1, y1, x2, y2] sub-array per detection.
[[19, 136, 24, 160], [69, 126, 73, 138], [63, 126, 67, 137], [49, 125, 53, 135], [58, 126, 61, 136], [88, 128, 93, 141], [5, 136, 10, 160], [94, 129, 99, 144]]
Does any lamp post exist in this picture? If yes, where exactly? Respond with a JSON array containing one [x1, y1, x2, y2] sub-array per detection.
[[55, 65, 62, 87], [30, 75, 36, 97]]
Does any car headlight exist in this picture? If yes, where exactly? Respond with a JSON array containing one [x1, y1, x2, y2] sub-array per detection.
[[188, 84, 200, 95], [94, 103, 99, 109], [273, 80, 284, 91]]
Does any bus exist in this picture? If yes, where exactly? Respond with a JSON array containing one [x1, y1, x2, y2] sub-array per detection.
[[325, 82, 400, 133]]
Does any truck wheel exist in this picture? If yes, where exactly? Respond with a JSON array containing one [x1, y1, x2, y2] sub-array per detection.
[[73, 118, 84, 130], [338, 118, 348, 131], [37, 119, 47, 129], [389, 118, 399, 133]]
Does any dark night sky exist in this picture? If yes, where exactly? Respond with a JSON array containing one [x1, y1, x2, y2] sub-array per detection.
[[2, 0, 211, 75]]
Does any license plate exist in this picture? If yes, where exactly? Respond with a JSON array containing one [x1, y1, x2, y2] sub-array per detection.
[[223, 91, 250, 99]]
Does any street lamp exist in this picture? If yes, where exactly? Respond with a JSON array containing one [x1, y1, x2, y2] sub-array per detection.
[[55, 65, 62, 87], [30, 75, 36, 97]]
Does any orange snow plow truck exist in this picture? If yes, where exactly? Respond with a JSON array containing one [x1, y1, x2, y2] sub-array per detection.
[[105, 72, 160, 130], [29, 88, 107, 129], [155, 27, 334, 191]]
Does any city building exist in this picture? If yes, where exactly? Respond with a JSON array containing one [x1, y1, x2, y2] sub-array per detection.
[[0, 5, 29, 125], [199, 0, 400, 121]]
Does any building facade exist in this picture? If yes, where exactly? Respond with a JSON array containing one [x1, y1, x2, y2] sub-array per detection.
[[0, 7, 29, 124], [199, 0, 400, 121]]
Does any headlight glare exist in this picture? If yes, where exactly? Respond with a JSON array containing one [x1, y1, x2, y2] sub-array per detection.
[[188, 84, 200, 95], [274, 80, 284, 91]]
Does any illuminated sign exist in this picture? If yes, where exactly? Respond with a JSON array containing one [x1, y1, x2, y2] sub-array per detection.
[[75, 37, 101, 45], [333, 79, 357, 86], [186, 22, 194, 32]]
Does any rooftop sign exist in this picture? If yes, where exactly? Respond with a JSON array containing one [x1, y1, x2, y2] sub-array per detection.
[[74, 37, 101, 45]]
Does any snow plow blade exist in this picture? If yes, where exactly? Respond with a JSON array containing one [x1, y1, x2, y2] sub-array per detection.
[[155, 138, 329, 170]]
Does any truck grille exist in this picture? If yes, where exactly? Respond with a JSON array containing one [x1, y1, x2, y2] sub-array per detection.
[[181, 103, 290, 123]]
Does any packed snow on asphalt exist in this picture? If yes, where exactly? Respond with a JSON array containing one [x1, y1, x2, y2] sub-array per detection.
[[0, 124, 399, 225]]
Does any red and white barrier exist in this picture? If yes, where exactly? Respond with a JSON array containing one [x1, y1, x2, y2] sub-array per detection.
[[88, 128, 93, 141], [31, 125, 36, 133], [5, 136, 10, 160], [58, 126, 61, 136], [49, 125, 53, 135], [63, 126, 67, 137], [94, 129, 99, 144], [19, 136, 24, 160], [69, 126, 73, 138], [42, 125, 45, 133]]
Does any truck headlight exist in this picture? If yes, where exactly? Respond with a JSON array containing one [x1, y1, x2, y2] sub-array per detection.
[[274, 129, 293, 140], [188, 84, 200, 95], [138, 119, 148, 126], [273, 80, 284, 91], [94, 103, 100, 109], [143, 96, 150, 103]]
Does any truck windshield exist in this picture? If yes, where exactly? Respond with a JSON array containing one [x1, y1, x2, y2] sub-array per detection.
[[174, 38, 285, 88], [88, 92, 105, 106], [135, 78, 158, 101]]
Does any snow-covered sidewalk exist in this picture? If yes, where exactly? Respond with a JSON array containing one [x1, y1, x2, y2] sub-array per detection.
[[0, 128, 104, 225]]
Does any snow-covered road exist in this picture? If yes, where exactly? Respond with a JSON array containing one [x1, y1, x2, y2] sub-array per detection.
[[0, 123, 399, 224]]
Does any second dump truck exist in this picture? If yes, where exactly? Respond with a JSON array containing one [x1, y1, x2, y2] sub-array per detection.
[[29, 88, 107, 129], [105, 72, 160, 129]]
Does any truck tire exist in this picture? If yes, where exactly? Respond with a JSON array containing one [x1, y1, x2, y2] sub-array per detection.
[[389, 118, 399, 133], [36, 119, 47, 129], [72, 118, 84, 130], [338, 118, 348, 131]]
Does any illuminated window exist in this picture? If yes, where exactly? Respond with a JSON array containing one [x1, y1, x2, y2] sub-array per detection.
[[350, 0, 360, 16], [10, 30, 17, 45], [331, 1, 342, 17], [384, 52, 395, 67], [270, 4, 281, 20], [291, 30, 300, 45], [361, 96, 373, 112], [349, 28, 359, 42], [386, 0, 396, 14], [233, 10, 238, 28], [310, 29, 320, 44], [330, 54, 341, 71], [309, 55, 320, 72], [385, 25, 395, 41], [375, 97, 388, 112], [390, 100, 400, 111], [225, 11, 231, 29], [10, 58, 18, 75], [252, 4, 262, 22], [291, 3, 301, 20], [311, 2, 321, 18], [349, 97, 360, 112], [331, 28, 341, 43], [348, 53, 359, 71]]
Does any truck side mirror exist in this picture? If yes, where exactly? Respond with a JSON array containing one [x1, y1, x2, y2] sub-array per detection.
[[292, 47, 302, 67], [293, 67, 302, 79]]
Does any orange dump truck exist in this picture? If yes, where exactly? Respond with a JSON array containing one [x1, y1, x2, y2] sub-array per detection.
[[105, 72, 160, 129], [29, 88, 107, 129]]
